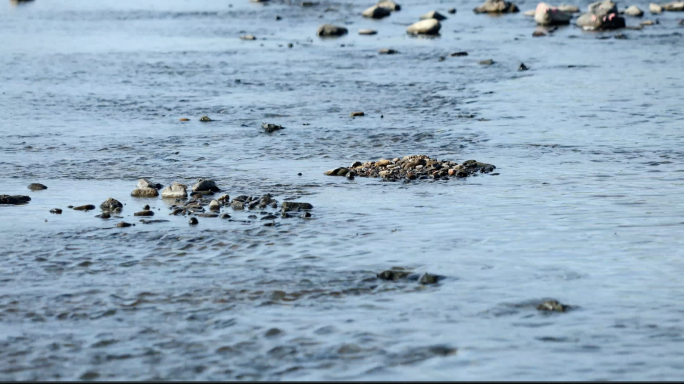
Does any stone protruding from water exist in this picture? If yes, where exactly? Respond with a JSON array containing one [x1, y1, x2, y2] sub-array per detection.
[[100, 198, 123, 212], [27, 183, 47, 191], [326, 155, 496, 182], [649, 3, 664, 12], [536, 300, 571, 312], [73, 204, 96, 211], [577, 0, 625, 30], [535, 2, 573, 24], [262, 123, 284, 133], [474, 0, 519, 13], [161, 182, 188, 199], [281, 202, 313, 212], [0, 195, 31, 205], [317, 24, 348, 36], [377, 0, 400, 11], [137, 179, 162, 190], [131, 188, 159, 198], [624, 5, 644, 15], [406, 19, 441, 35], [420, 10, 447, 20], [362, 4, 391, 18], [192, 179, 221, 193]]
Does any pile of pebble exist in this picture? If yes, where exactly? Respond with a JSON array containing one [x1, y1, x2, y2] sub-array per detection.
[[324, 155, 496, 182]]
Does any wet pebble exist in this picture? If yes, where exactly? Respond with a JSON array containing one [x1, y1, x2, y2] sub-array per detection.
[[131, 187, 159, 198], [49, 208, 62, 214], [317, 24, 348, 36], [406, 19, 441, 35], [100, 198, 123, 212], [420, 10, 447, 20], [27, 183, 47, 191], [73, 205, 96, 211], [0, 195, 31, 205], [116, 222, 133, 228], [537, 300, 571, 312], [379, 48, 398, 54], [134, 210, 154, 217], [359, 29, 377, 35], [262, 123, 284, 133], [350, 111, 365, 117], [189, 217, 199, 226]]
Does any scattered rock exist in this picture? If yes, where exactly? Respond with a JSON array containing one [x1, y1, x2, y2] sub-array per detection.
[[209, 200, 220, 212], [450, 51, 468, 56], [624, 5, 644, 16], [406, 19, 442, 35], [217, 194, 231, 205], [537, 300, 571, 312], [179, 118, 189, 121], [640, 19, 656, 25], [100, 198, 123, 212], [650, 3, 663, 12], [577, 0, 625, 30], [116, 222, 133, 228], [143, 205, 150, 210], [73, 205, 96, 211], [0, 195, 31, 205], [27, 183, 47, 191], [473, 0, 519, 14], [378, 48, 398, 54], [262, 123, 284, 133], [448, 8, 457, 13], [518, 62, 530, 71], [377, 0, 400, 11], [326, 155, 495, 182], [363, 4, 391, 18], [614, 32, 627, 38], [301, 1, 318, 6], [533, 30, 547, 36], [377, 270, 412, 281], [131, 187, 159, 198], [134, 210, 154, 217], [220, 213, 231, 219], [281, 202, 314, 212], [479, 59, 494, 65], [317, 24, 348, 36], [420, 10, 447, 20], [240, 35, 257, 40], [189, 217, 199, 226], [98, 212, 111, 219], [359, 29, 378, 35], [137, 179, 162, 190], [276, 15, 282, 20], [161, 182, 188, 199], [197, 213, 219, 218], [50, 208, 62, 214], [663, 1, 684, 11], [140, 219, 169, 224], [535, 2, 573, 25], [350, 111, 365, 117]]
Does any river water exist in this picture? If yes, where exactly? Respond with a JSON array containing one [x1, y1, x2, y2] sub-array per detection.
[[1, 0, 684, 380]]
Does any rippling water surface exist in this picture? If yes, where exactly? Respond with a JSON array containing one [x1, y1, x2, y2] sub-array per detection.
[[1, 0, 684, 380]]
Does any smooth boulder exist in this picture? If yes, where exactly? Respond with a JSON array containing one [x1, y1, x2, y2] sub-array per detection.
[[100, 198, 123, 211], [406, 19, 441, 35], [473, 0, 519, 13], [558, 4, 580, 12], [192, 178, 220, 193], [662, 1, 684, 10], [317, 24, 348, 36], [27, 183, 47, 191], [535, 2, 573, 24], [362, 4, 391, 18], [282, 202, 314, 212], [649, 3, 663, 12], [420, 10, 447, 20], [161, 182, 188, 199], [137, 179, 162, 190], [624, 5, 644, 15], [577, 0, 625, 29], [359, 29, 378, 35]]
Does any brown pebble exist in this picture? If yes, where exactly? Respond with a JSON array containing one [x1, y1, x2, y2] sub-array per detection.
[[350, 111, 365, 117]]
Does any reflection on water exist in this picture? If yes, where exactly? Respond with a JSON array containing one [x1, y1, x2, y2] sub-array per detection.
[[1, 0, 684, 380]]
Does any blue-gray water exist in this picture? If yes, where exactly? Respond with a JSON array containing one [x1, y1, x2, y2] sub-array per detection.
[[1, 0, 684, 380]]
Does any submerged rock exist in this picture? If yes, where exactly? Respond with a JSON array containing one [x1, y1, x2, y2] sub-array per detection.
[[161, 182, 188, 199], [131, 187, 159, 198], [419, 273, 443, 285], [362, 4, 391, 18], [134, 210, 154, 217], [535, 2, 573, 25], [420, 10, 447, 20], [537, 300, 571, 312], [474, 0, 519, 13], [406, 19, 442, 35], [116, 222, 133, 228], [73, 205, 96, 211], [317, 24, 348, 36], [378, 48, 398, 54], [281, 202, 314, 212], [0, 195, 31, 205], [137, 179, 163, 190], [262, 123, 284, 133], [377, 270, 412, 281], [624, 5, 644, 16], [50, 208, 62, 214], [100, 198, 123, 212], [448, 8, 457, 13], [27, 183, 47, 191]]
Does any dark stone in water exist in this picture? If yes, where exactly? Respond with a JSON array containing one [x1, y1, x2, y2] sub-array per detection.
[[134, 210, 154, 217], [116, 222, 133, 228], [537, 300, 571, 312], [100, 198, 123, 211], [377, 270, 412, 281], [50, 208, 62, 214], [261, 214, 278, 220], [189, 217, 199, 225], [0, 195, 31, 205], [419, 273, 443, 285], [97, 212, 111, 219], [28, 183, 47, 191], [518, 62, 529, 71], [262, 123, 284, 133], [450, 51, 468, 56], [220, 213, 231, 219], [192, 178, 220, 193], [73, 204, 96, 211], [140, 219, 170, 224], [281, 202, 314, 212], [197, 213, 219, 218]]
